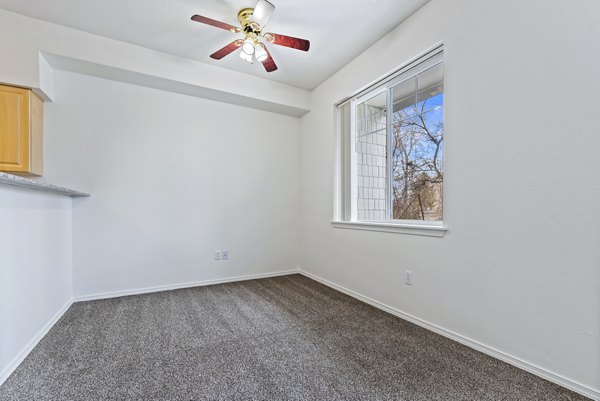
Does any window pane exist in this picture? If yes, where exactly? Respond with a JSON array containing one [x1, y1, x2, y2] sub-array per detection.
[[392, 76, 417, 118], [355, 91, 387, 221], [417, 62, 443, 105], [391, 64, 443, 221]]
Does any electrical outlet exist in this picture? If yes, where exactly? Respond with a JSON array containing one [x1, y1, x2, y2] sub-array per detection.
[[404, 270, 413, 286], [222, 250, 229, 260], [214, 250, 221, 260]]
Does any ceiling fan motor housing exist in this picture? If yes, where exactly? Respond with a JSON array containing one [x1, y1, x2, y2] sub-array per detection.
[[238, 8, 256, 31], [238, 8, 262, 45]]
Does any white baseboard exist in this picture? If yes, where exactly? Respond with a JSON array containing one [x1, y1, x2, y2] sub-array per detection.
[[299, 269, 599, 401], [0, 298, 73, 386], [73, 269, 300, 302]]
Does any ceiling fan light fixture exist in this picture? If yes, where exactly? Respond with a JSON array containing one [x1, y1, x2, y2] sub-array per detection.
[[255, 43, 268, 62], [240, 50, 254, 63], [191, 2, 309, 73], [242, 38, 256, 55], [252, 0, 275, 29]]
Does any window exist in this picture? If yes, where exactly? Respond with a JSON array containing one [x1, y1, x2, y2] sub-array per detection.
[[334, 47, 447, 236]]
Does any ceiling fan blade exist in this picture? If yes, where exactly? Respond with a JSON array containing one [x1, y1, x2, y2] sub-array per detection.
[[210, 40, 243, 60], [260, 45, 278, 72], [252, 0, 275, 29], [264, 33, 310, 52], [191, 15, 241, 33]]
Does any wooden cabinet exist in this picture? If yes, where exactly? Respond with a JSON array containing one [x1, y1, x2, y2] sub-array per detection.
[[0, 84, 43, 176]]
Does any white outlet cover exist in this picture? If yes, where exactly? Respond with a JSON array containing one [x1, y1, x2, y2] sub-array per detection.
[[222, 250, 229, 260]]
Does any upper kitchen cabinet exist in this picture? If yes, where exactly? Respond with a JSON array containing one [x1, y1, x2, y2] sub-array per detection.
[[0, 84, 43, 176]]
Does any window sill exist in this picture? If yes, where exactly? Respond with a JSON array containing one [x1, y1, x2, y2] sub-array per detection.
[[331, 220, 447, 237]]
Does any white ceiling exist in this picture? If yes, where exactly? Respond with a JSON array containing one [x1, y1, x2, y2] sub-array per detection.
[[0, 0, 429, 90]]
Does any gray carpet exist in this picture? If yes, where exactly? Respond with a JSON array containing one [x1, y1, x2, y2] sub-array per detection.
[[0, 274, 589, 400]]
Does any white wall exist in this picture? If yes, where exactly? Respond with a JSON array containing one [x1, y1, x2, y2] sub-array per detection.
[[0, 186, 73, 381], [300, 0, 600, 395], [43, 70, 301, 297]]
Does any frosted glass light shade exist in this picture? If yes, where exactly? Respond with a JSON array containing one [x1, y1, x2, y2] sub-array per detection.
[[242, 38, 255, 55], [255, 43, 268, 62], [252, 0, 275, 28]]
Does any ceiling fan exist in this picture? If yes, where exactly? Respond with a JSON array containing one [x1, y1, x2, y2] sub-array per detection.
[[191, 0, 310, 72]]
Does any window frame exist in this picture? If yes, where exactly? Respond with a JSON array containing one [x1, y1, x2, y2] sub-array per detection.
[[332, 45, 448, 237]]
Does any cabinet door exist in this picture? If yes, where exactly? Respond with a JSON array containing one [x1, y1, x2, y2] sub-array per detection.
[[0, 85, 30, 172]]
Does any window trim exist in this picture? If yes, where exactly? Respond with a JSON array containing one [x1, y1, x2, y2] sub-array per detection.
[[331, 220, 447, 237], [332, 44, 447, 237], [336, 44, 444, 108]]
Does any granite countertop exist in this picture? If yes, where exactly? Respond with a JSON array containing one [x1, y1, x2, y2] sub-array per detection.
[[0, 172, 90, 197]]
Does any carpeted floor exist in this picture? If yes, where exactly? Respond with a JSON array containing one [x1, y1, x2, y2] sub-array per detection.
[[0, 274, 590, 400]]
